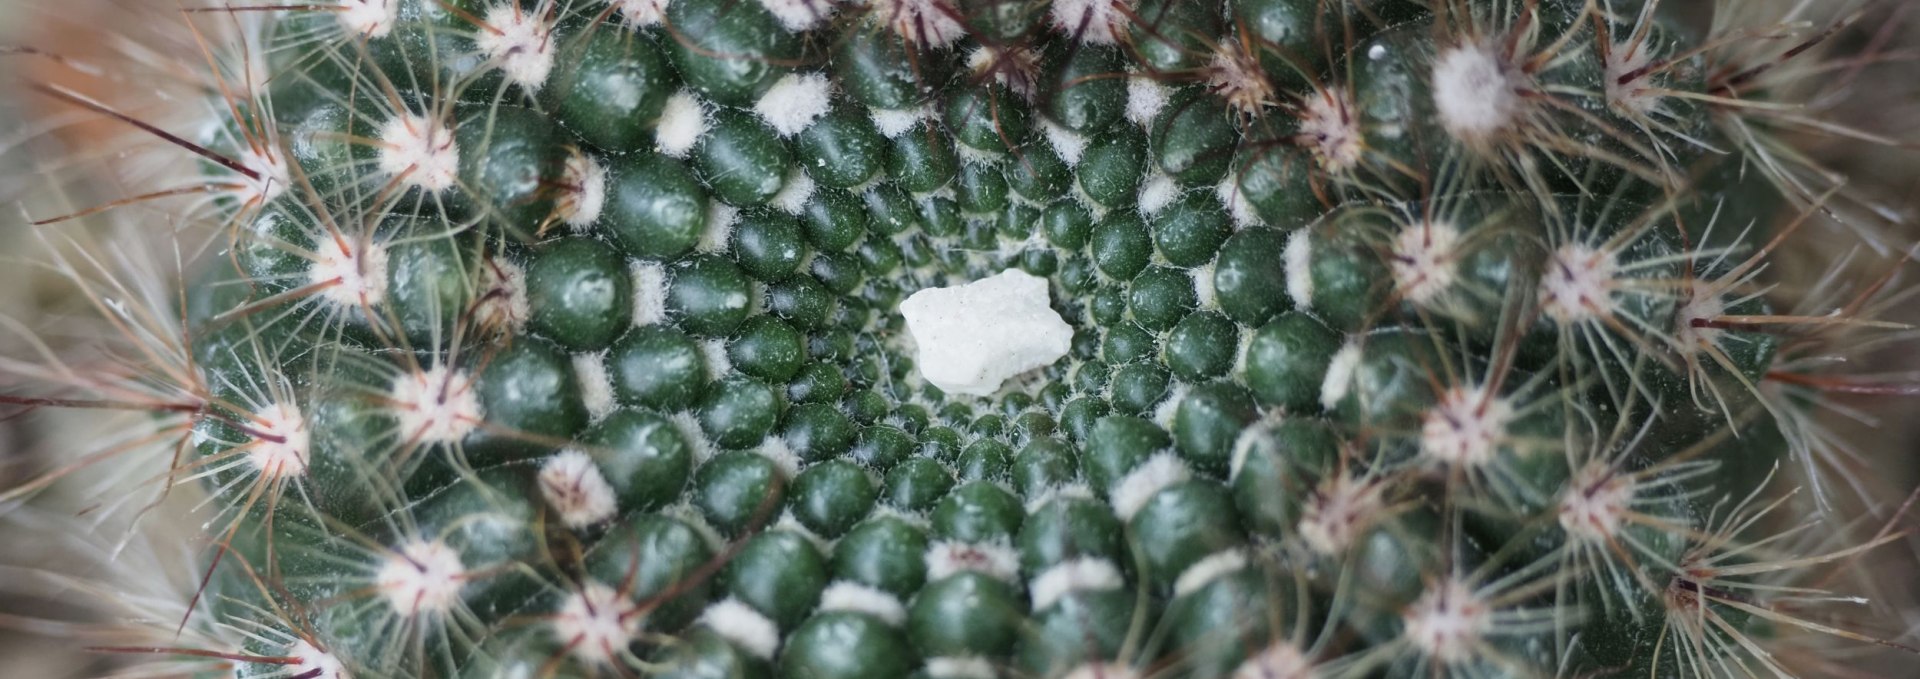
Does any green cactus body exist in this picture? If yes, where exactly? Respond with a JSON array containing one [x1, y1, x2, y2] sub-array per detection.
[[8, 0, 1920, 678]]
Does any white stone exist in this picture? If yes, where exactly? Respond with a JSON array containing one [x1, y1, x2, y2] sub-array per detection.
[[899, 269, 1073, 396]]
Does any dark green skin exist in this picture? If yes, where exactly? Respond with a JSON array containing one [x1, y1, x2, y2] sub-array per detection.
[[833, 516, 931, 598], [693, 451, 787, 536], [781, 612, 915, 679], [385, 235, 479, 342], [1128, 266, 1199, 331], [783, 402, 858, 462], [465, 336, 588, 465], [883, 457, 956, 512], [888, 123, 959, 193], [1091, 213, 1153, 280], [1084, 416, 1173, 491], [802, 188, 871, 251], [1151, 89, 1238, 186], [604, 154, 710, 261], [1076, 127, 1148, 209], [699, 376, 785, 449], [723, 530, 829, 629], [694, 110, 791, 206], [1232, 418, 1338, 537], [1019, 496, 1127, 572], [931, 480, 1025, 543], [834, 28, 944, 111], [729, 314, 807, 382], [668, 256, 755, 336], [1042, 44, 1128, 134], [546, 30, 673, 153], [796, 107, 887, 188], [945, 84, 1030, 156], [851, 425, 915, 470], [789, 460, 879, 538], [907, 573, 1025, 658], [955, 439, 1014, 483], [1213, 227, 1294, 325], [1108, 362, 1172, 415], [1172, 382, 1260, 477], [454, 105, 564, 234], [524, 237, 632, 350], [577, 409, 692, 512], [1165, 567, 1283, 677], [1243, 311, 1342, 410], [608, 325, 708, 411], [1152, 193, 1234, 267], [1018, 588, 1137, 677], [663, 0, 798, 106], [652, 627, 774, 679], [586, 513, 715, 632], [1167, 311, 1241, 381], [1129, 480, 1247, 588]]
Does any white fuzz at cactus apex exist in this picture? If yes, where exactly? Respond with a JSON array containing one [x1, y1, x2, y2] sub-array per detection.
[[309, 235, 390, 309], [475, 5, 558, 91], [1389, 220, 1463, 307], [1431, 42, 1524, 144], [1172, 548, 1249, 597], [375, 539, 468, 616], [899, 268, 1073, 396], [1604, 38, 1662, 118], [570, 352, 617, 420], [1042, 120, 1089, 166], [551, 581, 640, 665], [1233, 642, 1321, 679], [758, 0, 836, 32], [244, 402, 311, 479], [1209, 43, 1273, 114], [539, 449, 619, 528], [629, 260, 669, 326], [387, 365, 482, 445], [376, 114, 460, 192]]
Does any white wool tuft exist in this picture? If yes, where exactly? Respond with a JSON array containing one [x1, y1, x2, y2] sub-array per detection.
[[244, 402, 310, 479], [656, 92, 709, 158], [1042, 121, 1088, 166], [755, 73, 835, 137], [698, 338, 733, 380], [310, 235, 390, 309], [700, 599, 783, 659], [757, 435, 802, 477], [609, 0, 670, 28], [572, 352, 617, 421], [1108, 453, 1190, 521], [771, 168, 816, 215], [1190, 265, 1217, 310], [1136, 173, 1179, 216], [757, 0, 837, 32], [1388, 220, 1462, 307], [476, 5, 558, 91], [1061, 663, 1142, 679], [552, 581, 640, 666], [1317, 341, 1363, 411], [870, 106, 931, 139], [477, 257, 530, 334], [699, 201, 738, 253], [1419, 385, 1513, 469], [1232, 641, 1321, 679], [817, 581, 907, 625], [669, 411, 717, 462], [1050, 0, 1129, 44], [539, 450, 619, 529], [925, 540, 1021, 582], [559, 153, 608, 228], [1029, 557, 1123, 610], [1559, 463, 1636, 544], [630, 260, 669, 326], [377, 113, 459, 192], [1216, 175, 1260, 228], [375, 539, 468, 616], [1172, 549, 1248, 597], [1126, 74, 1169, 127], [388, 365, 483, 445], [1403, 579, 1492, 664], [1538, 243, 1620, 324], [869, 0, 967, 47], [337, 0, 399, 39], [1283, 228, 1314, 311], [282, 639, 351, 679], [1431, 43, 1522, 143]]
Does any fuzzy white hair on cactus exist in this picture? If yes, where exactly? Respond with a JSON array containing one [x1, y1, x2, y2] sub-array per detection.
[[539, 449, 619, 529], [337, 0, 399, 39], [552, 581, 640, 666], [309, 235, 391, 309], [1431, 42, 1524, 145], [243, 402, 311, 479], [376, 539, 468, 616], [1419, 385, 1514, 469], [387, 365, 483, 445], [869, 0, 967, 48], [1389, 220, 1464, 308], [377, 113, 460, 192], [476, 5, 558, 91], [1538, 243, 1621, 324]]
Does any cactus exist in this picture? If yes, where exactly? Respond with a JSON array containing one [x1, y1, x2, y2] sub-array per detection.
[[4, 0, 1920, 677]]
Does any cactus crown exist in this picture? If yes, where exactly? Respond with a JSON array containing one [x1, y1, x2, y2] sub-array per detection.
[[4, 0, 1920, 677]]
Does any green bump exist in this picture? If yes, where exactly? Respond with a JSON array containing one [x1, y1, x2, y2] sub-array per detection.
[[525, 237, 632, 351]]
